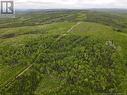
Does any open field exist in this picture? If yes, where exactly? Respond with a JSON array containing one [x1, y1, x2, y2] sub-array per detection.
[[0, 9, 127, 95]]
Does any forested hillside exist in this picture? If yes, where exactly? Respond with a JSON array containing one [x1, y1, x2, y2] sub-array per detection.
[[0, 10, 127, 95]]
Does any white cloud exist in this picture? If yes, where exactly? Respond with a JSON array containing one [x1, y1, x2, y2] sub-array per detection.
[[14, 0, 127, 9]]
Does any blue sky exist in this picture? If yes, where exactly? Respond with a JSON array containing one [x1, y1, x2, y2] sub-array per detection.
[[15, 0, 127, 9]]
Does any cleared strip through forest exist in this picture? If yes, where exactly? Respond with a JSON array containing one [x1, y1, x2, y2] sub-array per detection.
[[55, 22, 81, 41], [0, 22, 81, 90]]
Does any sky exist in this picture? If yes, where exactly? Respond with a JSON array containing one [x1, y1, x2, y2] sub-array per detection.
[[14, 0, 127, 9]]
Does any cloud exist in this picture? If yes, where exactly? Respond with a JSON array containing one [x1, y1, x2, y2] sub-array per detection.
[[14, 0, 127, 9]]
